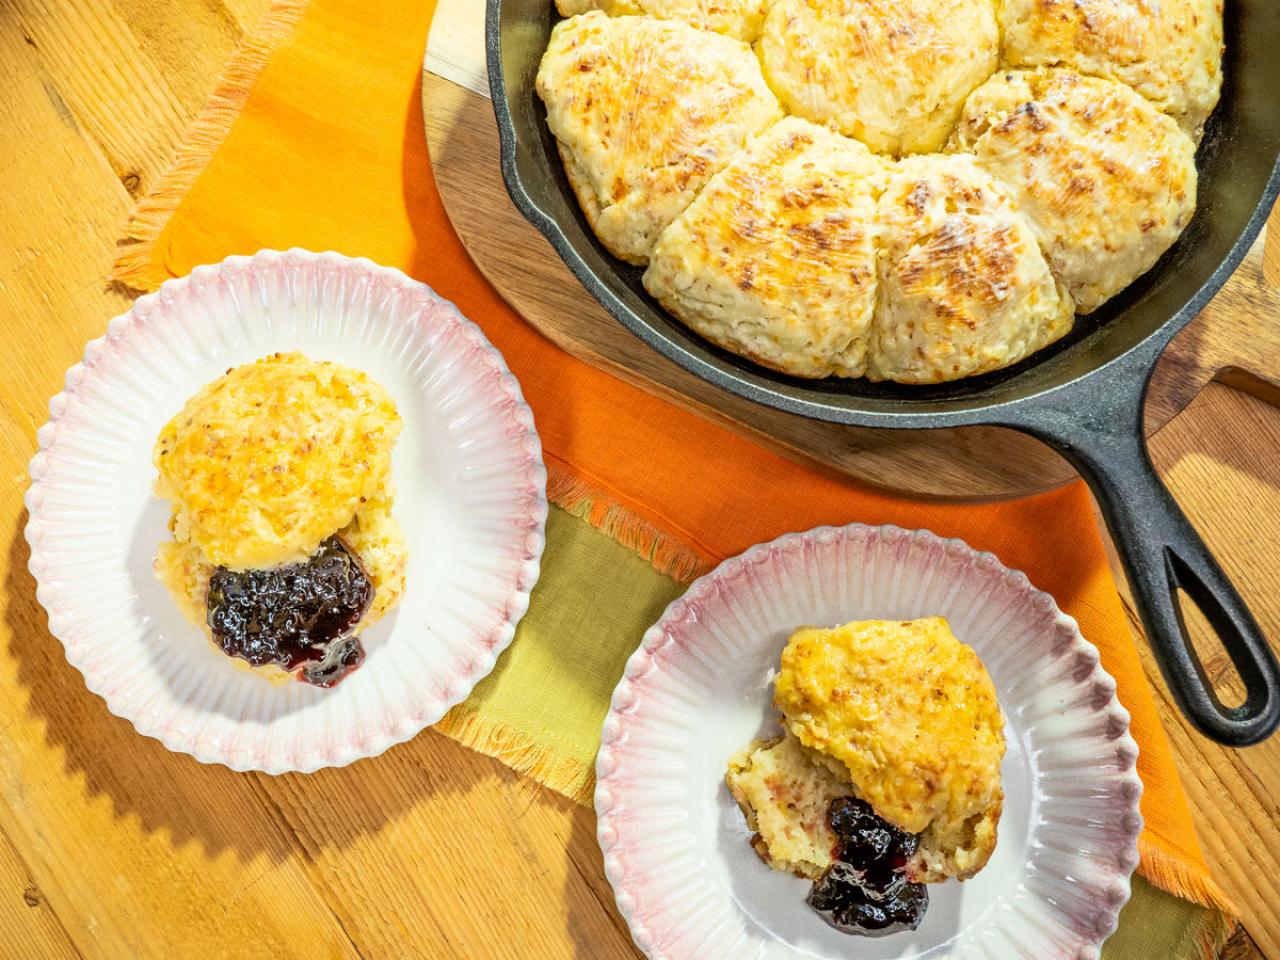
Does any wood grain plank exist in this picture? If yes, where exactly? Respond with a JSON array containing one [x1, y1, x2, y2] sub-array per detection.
[[1130, 382, 1280, 960], [1264, 200, 1280, 289], [0, 5, 146, 413], [0, 7, 364, 958], [218, 0, 276, 32], [7, 0, 233, 197], [0, 825, 82, 960], [104, 0, 248, 119], [253, 735, 641, 959]]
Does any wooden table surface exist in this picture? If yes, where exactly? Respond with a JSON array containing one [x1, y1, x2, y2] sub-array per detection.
[[0, 1, 1277, 958]]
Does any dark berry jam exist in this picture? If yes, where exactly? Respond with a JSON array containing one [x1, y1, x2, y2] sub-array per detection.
[[298, 634, 365, 688], [806, 797, 929, 937], [207, 535, 372, 687]]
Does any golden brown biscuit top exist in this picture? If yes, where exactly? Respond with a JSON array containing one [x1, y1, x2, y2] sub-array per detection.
[[555, 0, 768, 41], [154, 352, 401, 571], [870, 154, 1073, 383], [535, 12, 781, 264], [758, 0, 999, 155], [952, 69, 1194, 211], [705, 119, 885, 264], [999, 0, 1222, 138], [642, 117, 886, 378], [537, 0, 1220, 381], [950, 68, 1197, 312], [774, 617, 1006, 836]]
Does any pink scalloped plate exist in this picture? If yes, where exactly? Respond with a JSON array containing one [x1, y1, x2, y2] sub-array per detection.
[[25, 249, 547, 773], [596, 524, 1142, 960]]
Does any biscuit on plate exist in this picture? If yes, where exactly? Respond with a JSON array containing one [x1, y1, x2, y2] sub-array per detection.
[[726, 730, 851, 879], [869, 154, 1074, 383], [999, 0, 1223, 140], [154, 352, 407, 685], [643, 117, 886, 378], [772, 617, 1007, 883], [757, 0, 999, 155], [951, 68, 1198, 313], [536, 12, 782, 265]]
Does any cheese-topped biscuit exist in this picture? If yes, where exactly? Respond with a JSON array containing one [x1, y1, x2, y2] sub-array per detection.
[[1000, 0, 1223, 140], [870, 154, 1074, 383], [951, 68, 1198, 314], [536, 12, 782, 265], [153, 353, 407, 687], [758, 0, 999, 156], [644, 117, 886, 378], [154, 352, 401, 570], [775, 617, 1006, 882], [554, 0, 767, 41]]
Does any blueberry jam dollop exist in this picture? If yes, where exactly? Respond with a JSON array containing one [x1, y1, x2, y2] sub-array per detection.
[[206, 535, 372, 688], [806, 797, 929, 937]]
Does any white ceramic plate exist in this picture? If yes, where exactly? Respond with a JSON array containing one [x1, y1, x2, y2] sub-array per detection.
[[596, 524, 1142, 960], [25, 249, 547, 773]]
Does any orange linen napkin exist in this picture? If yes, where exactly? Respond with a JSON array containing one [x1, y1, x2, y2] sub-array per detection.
[[113, 0, 1235, 921]]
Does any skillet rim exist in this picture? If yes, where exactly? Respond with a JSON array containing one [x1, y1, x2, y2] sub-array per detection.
[[486, 0, 1280, 430]]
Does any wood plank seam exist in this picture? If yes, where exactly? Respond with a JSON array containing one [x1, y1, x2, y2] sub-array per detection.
[[242, 775, 374, 960], [564, 844, 640, 949]]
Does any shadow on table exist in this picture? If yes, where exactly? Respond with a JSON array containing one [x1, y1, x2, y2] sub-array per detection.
[[6, 510, 495, 864], [565, 800, 644, 960]]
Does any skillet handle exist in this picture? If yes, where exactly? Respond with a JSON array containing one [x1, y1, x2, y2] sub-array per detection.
[[1026, 399, 1280, 746]]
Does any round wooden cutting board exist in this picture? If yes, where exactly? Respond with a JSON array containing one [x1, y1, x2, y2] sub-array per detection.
[[420, 24, 1280, 501]]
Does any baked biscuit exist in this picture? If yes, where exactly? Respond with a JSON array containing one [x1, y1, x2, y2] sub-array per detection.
[[870, 154, 1074, 383], [154, 352, 401, 570], [952, 68, 1198, 313], [758, 0, 999, 155], [554, 0, 767, 41], [154, 353, 407, 686], [643, 117, 886, 378], [774, 618, 1007, 882], [536, 12, 782, 265], [725, 731, 849, 879], [154, 500, 406, 638], [1000, 0, 1223, 140]]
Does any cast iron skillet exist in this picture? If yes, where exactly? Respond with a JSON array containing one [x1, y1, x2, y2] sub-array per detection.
[[488, 0, 1280, 745]]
